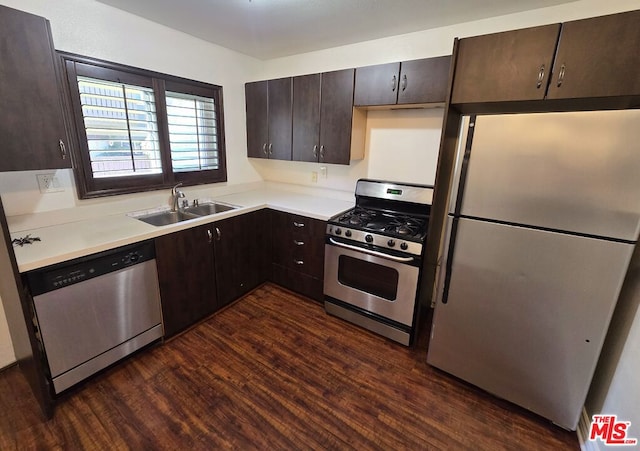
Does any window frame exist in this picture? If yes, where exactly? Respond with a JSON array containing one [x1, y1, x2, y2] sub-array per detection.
[[58, 52, 227, 198]]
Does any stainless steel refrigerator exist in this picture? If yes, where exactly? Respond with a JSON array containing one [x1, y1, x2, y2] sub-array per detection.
[[427, 110, 640, 430]]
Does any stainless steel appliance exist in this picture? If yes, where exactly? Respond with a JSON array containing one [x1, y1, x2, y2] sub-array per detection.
[[324, 179, 433, 345], [428, 110, 640, 430], [26, 241, 163, 394]]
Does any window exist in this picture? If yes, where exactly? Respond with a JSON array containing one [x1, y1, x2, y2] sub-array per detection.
[[60, 53, 226, 198], [78, 77, 162, 178], [165, 91, 219, 173]]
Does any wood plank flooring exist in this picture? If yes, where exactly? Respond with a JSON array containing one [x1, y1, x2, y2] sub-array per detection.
[[0, 283, 579, 450]]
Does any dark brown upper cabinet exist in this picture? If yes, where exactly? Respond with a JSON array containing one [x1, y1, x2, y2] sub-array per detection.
[[354, 56, 452, 107], [245, 78, 292, 160], [546, 10, 640, 100], [292, 74, 321, 162], [0, 5, 71, 171], [451, 24, 561, 104], [451, 9, 640, 106], [293, 69, 364, 165], [354, 62, 400, 106]]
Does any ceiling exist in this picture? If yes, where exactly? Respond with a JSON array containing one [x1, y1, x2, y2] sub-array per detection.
[[96, 0, 577, 60]]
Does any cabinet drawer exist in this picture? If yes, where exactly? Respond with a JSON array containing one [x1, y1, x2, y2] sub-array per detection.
[[271, 264, 324, 302], [272, 235, 324, 278], [271, 210, 325, 278]]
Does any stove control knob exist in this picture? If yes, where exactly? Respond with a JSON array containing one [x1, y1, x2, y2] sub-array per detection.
[[365, 234, 373, 243], [335, 228, 342, 236], [400, 242, 408, 251], [345, 230, 352, 237], [387, 239, 395, 247]]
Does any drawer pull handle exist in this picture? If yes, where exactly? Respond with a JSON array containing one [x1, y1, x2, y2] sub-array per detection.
[[313, 145, 318, 158], [59, 139, 67, 160], [262, 143, 267, 155], [293, 222, 305, 228], [215, 227, 221, 241], [207, 229, 213, 243], [268, 143, 273, 155], [294, 260, 304, 265], [391, 75, 397, 92], [401, 74, 407, 91], [293, 240, 305, 246], [536, 64, 545, 89], [556, 63, 566, 87]]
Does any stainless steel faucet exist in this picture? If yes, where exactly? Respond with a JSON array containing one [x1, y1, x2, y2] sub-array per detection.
[[170, 183, 185, 211]]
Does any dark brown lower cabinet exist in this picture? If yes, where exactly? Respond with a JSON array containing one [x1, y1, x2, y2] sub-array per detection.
[[155, 224, 217, 338], [156, 210, 272, 337], [271, 210, 325, 301], [214, 209, 271, 308], [156, 209, 321, 336]]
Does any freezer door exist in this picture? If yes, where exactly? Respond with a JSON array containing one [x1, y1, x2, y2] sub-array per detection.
[[460, 110, 640, 241], [427, 218, 634, 430]]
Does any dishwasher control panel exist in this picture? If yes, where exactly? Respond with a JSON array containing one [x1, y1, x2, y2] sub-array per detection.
[[25, 241, 156, 296]]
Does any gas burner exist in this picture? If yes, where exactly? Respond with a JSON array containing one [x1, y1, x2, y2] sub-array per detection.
[[386, 217, 426, 238], [339, 208, 376, 226]]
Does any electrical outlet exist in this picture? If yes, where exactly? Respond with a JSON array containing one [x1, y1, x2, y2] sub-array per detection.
[[320, 166, 328, 179], [311, 171, 318, 183], [36, 173, 63, 193]]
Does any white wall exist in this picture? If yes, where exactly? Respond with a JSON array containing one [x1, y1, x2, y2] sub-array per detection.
[[0, 0, 266, 366], [0, 0, 264, 217], [586, 247, 640, 441], [247, 0, 640, 194]]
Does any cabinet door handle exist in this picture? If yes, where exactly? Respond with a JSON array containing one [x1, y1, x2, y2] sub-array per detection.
[[536, 64, 545, 89], [319, 145, 324, 160], [262, 143, 267, 155], [215, 227, 221, 241], [268, 143, 273, 155], [207, 229, 213, 243], [59, 139, 67, 160], [556, 63, 566, 87], [293, 240, 305, 246], [293, 221, 305, 228], [294, 260, 304, 265], [313, 145, 318, 158], [401, 74, 407, 91], [391, 75, 397, 92]]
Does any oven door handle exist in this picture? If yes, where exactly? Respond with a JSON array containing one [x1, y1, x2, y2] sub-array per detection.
[[328, 238, 416, 263]]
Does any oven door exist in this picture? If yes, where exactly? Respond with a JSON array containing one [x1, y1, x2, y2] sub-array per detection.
[[323, 238, 420, 327]]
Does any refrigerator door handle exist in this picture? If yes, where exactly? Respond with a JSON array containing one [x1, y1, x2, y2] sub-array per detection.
[[448, 116, 475, 215], [434, 215, 456, 305]]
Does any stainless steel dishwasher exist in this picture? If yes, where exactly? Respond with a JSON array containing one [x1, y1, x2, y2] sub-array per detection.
[[25, 240, 163, 394]]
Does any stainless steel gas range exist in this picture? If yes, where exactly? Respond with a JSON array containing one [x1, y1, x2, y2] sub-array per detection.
[[324, 179, 433, 345]]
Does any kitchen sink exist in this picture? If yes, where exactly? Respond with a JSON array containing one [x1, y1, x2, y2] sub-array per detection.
[[134, 202, 237, 226], [182, 202, 237, 216], [136, 210, 200, 226]]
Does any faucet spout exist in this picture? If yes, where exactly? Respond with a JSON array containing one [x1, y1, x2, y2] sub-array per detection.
[[170, 183, 185, 211]]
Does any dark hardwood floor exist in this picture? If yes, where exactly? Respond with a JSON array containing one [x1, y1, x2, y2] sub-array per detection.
[[0, 283, 579, 450]]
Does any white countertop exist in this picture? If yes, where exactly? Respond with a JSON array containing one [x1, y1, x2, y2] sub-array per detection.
[[10, 187, 353, 273]]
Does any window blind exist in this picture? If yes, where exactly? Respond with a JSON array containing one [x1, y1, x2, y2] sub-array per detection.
[[166, 91, 219, 172], [77, 76, 162, 178]]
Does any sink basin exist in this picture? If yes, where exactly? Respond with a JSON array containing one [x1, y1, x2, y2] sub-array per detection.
[[136, 210, 199, 226], [134, 202, 237, 226], [183, 202, 237, 216]]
